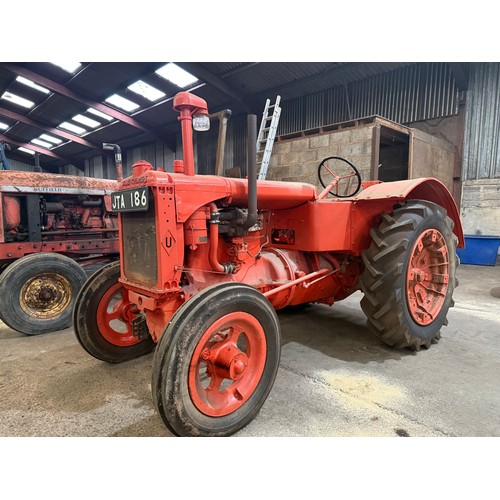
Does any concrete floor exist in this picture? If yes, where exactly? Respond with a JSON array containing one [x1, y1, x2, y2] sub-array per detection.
[[1, 261, 499, 437]]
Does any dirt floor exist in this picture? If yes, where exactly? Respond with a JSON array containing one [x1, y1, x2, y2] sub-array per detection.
[[0, 261, 499, 438]]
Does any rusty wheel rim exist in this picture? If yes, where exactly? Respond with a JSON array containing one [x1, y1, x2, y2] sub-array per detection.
[[406, 229, 450, 326], [96, 282, 141, 347], [19, 273, 72, 319], [188, 312, 267, 417]]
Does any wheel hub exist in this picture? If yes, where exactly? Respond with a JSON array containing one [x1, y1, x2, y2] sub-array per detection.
[[189, 312, 266, 417], [19, 273, 72, 319], [406, 229, 450, 326], [96, 282, 141, 347]]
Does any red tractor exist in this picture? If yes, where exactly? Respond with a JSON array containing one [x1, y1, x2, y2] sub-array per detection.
[[74, 92, 463, 437], [0, 144, 122, 334]]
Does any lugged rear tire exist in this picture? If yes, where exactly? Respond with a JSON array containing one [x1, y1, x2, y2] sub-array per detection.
[[359, 200, 458, 350]]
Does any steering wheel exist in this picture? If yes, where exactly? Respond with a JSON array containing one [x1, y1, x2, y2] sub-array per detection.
[[317, 156, 362, 198]]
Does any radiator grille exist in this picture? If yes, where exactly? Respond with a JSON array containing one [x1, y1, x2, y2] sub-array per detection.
[[121, 189, 157, 287]]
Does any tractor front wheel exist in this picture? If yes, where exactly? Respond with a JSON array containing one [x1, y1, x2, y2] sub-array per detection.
[[73, 261, 155, 363], [359, 200, 458, 350], [152, 283, 281, 437]]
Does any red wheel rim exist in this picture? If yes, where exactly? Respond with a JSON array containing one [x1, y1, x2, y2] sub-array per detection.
[[188, 312, 267, 417], [406, 229, 450, 326], [96, 282, 141, 347]]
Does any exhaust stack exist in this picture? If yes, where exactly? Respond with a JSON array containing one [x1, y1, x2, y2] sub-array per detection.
[[245, 114, 257, 229], [103, 143, 123, 182]]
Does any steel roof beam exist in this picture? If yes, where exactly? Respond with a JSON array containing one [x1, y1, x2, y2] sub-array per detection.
[[176, 62, 257, 114], [0, 133, 83, 169], [3, 63, 155, 134], [0, 105, 100, 150]]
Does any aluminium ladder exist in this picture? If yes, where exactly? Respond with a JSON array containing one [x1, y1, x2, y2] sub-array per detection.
[[256, 96, 281, 180]]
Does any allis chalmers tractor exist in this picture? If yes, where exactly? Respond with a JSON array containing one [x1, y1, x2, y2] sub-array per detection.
[[0, 144, 122, 335], [74, 91, 463, 437]]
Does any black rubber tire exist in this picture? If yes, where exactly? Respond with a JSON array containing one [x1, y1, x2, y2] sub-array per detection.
[[0, 253, 87, 335], [318, 156, 362, 198], [73, 261, 155, 363], [0, 261, 10, 322], [152, 282, 281, 437], [359, 200, 458, 350]]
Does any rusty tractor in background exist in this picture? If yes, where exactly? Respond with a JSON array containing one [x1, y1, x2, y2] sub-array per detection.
[[74, 91, 464, 437], [0, 144, 123, 335]]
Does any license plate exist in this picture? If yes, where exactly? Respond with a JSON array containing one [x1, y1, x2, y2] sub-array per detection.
[[111, 187, 149, 212]]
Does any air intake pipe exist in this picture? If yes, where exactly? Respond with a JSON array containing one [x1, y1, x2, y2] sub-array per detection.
[[244, 114, 257, 229]]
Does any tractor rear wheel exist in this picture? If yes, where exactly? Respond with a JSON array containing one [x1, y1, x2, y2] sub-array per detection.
[[152, 283, 281, 437], [359, 200, 458, 350], [73, 261, 155, 363], [0, 253, 87, 335]]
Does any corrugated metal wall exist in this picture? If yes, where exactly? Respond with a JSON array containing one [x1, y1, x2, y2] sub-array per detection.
[[83, 139, 176, 179], [196, 113, 249, 176], [279, 62, 459, 135], [463, 62, 500, 180], [3, 157, 35, 172]]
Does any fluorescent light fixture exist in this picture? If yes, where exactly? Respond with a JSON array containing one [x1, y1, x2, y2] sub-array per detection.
[[1, 91, 35, 109], [105, 94, 139, 112], [18, 147, 35, 155], [31, 138, 53, 148], [155, 63, 198, 88], [127, 80, 166, 101], [87, 107, 113, 121], [72, 114, 100, 128], [58, 121, 86, 135], [0, 121, 8, 130], [51, 62, 82, 73], [39, 133, 62, 144], [16, 76, 50, 94]]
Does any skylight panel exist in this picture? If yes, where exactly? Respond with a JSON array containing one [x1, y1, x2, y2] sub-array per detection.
[[87, 108, 114, 121], [18, 147, 35, 155], [51, 62, 82, 73], [58, 121, 86, 135], [16, 76, 50, 94], [105, 94, 140, 112], [155, 63, 198, 88], [127, 80, 166, 101], [0, 121, 8, 130], [39, 134, 62, 144], [1, 91, 35, 109], [31, 138, 53, 148], [72, 114, 100, 128]]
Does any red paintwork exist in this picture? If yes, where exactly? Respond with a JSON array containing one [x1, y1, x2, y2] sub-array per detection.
[[173, 92, 209, 176], [188, 311, 267, 416], [96, 281, 141, 347], [406, 229, 450, 326], [355, 177, 464, 247], [115, 91, 464, 345]]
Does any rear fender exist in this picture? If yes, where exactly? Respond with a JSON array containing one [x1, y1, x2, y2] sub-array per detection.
[[355, 178, 464, 247]]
